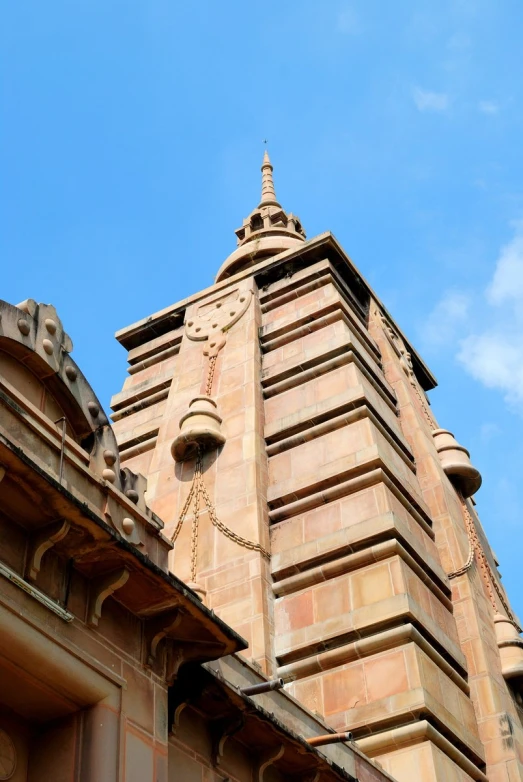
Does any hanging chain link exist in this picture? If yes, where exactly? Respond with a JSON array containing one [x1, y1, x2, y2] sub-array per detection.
[[190, 455, 202, 582], [462, 496, 497, 611], [170, 472, 197, 545], [450, 491, 517, 625], [198, 476, 270, 560], [205, 355, 217, 397], [375, 310, 517, 623], [170, 448, 270, 582]]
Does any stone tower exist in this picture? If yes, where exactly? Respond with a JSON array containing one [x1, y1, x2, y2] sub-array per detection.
[[112, 153, 523, 782]]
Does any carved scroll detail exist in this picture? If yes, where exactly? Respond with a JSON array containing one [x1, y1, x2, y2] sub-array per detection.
[[26, 519, 70, 581], [255, 744, 285, 781], [87, 567, 130, 626]]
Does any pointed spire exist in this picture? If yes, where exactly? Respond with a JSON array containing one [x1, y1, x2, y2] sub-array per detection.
[[259, 150, 280, 208], [215, 150, 306, 282]]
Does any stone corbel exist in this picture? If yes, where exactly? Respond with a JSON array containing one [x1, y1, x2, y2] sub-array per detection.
[[87, 567, 130, 626], [165, 639, 225, 684], [144, 608, 182, 668], [211, 714, 245, 767], [170, 697, 189, 732], [255, 744, 285, 782], [25, 519, 70, 581]]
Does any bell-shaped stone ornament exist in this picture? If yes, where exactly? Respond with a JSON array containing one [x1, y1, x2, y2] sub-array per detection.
[[432, 429, 482, 498], [171, 396, 226, 462], [494, 614, 523, 680]]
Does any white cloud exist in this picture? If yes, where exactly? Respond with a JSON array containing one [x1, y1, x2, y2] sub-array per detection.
[[458, 331, 523, 405], [413, 88, 449, 113], [423, 222, 523, 411], [479, 100, 499, 114], [337, 8, 362, 35], [433, 221, 523, 410], [487, 222, 523, 307], [421, 290, 470, 348]]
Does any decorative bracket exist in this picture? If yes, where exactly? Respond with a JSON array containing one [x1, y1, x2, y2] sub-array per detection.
[[255, 744, 285, 782], [166, 639, 225, 684], [26, 519, 70, 581], [211, 713, 245, 767], [144, 608, 182, 668], [87, 567, 130, 626], [170, 697, 189, 733]]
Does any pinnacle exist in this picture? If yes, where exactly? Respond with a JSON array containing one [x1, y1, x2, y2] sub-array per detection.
[[259, 149, 280, 208]]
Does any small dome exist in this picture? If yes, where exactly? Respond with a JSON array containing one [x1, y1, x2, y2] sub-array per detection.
[[216, 151, 306, 282]]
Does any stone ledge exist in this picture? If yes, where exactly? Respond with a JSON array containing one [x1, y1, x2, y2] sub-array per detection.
[[266, 403, 413, 473], [271, 510, 443, 585], [262, 325, 390, 400], [260, 259, 368, 326], [275, 593, 467, 675], [111, 377, 173, 413], [333, 685, 484, 769], [272, 537, 451, 610], [268, 439, 428, 518], [278, 623, 469, 696], [261, 275, 379, 362], [357, 720, 488, 782], [127, 328, 183, 366]]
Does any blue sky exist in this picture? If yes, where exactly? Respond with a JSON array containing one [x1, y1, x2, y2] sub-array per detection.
[[2, 1, 522, 613]]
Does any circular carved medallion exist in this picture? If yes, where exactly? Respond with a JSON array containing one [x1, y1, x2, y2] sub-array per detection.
[[0, 729, 16, 780]]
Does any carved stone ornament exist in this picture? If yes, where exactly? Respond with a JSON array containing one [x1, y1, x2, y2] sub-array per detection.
[[172, 287, 252, 462], [172, 396, 226, 462], [0, 729, 16, 780], [186, 288, 252, 342], [376, 309, 413, 376], [0, 298, 150, 523], [432, 429, 482, 498], [494, 614, 523, 680]]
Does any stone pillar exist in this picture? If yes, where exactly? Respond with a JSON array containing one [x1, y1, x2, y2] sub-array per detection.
[[80, 702, 120, 782]]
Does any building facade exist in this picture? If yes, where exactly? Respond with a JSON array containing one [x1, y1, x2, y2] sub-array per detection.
[[0, 152, 522, 782], [111, 153, 523, 782], [0, 297, 391, 781]]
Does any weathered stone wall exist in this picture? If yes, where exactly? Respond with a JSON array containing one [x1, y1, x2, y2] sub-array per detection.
[[111, 233, 523, 781]]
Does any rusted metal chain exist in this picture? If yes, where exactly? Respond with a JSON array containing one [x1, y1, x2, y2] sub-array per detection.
[[170, 448, 270, 582]]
